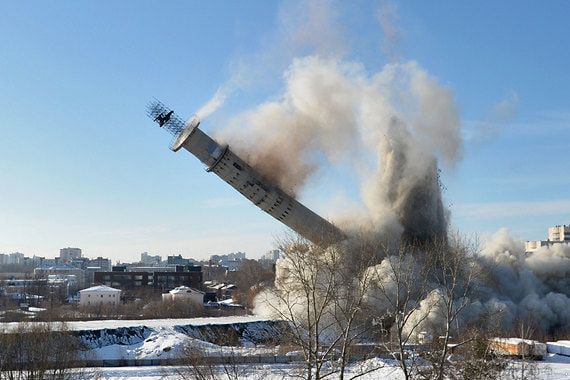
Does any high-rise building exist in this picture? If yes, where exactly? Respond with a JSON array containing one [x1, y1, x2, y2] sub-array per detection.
[[525, 224, 570, 253], [88, 257, 112, 271], [167, 254, 192, 266], [60, 247, 82, 262], [141, 252, 162, 266], [0, 252, 25, 265], [548, 225, 570, 242]]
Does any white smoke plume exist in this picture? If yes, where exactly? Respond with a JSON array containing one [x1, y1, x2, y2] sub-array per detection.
[[217, 57, 461, 242], [195, 85, 233, 120], [377, 0, 401, 61], [468, 91, 519, 143]]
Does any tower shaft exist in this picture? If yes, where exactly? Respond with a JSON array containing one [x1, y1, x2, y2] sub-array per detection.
[[148, 100, 345, 246]]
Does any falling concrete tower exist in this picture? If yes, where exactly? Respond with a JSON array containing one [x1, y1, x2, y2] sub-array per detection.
[[147, 100, 346, 246]]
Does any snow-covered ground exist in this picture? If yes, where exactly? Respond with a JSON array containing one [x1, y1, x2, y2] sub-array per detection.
[[543, 353, 570, 379], [84, 355, 570, 380], [86, 359, 406, 380]]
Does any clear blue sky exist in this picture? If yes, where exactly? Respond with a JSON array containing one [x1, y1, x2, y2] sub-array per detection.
[[1, 1, 568, 261]]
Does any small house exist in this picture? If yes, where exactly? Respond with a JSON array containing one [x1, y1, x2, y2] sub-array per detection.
[[162, 286, 205, 307], [79, 285, 121, 307]]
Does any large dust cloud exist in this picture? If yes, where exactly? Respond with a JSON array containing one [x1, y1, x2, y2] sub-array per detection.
[[198, 0, 570, 336], [216, 57, 458, 243]]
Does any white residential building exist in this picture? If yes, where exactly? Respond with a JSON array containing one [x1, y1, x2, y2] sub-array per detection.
[[209, 252, 246, 269], [548, 225, 570, 242], [79, 285, 121, 307], [0, 252, 25, 265], [162, 286, 204, 307], [526, 224, 570, 253]]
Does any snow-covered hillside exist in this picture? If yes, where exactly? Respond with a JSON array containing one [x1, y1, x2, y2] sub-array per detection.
[[1, 316, 290, 362], [74, 318, 289, 360]]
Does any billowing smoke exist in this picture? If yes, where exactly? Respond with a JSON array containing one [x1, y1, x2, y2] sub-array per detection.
[[216, 57, 460, 243], [398, 230, 570, 336], [205, 0, 569, 338], [471, 229, 570, 332]]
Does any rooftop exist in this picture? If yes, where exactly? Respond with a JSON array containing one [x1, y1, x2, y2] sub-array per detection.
[[169, 286, 204, 295], [79, 285, 121, 293]]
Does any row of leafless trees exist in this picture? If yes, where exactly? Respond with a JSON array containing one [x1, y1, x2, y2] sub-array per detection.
[[1, 294, 245, 323], [0, 322, 97, 380], [249, 232, 541, 380]]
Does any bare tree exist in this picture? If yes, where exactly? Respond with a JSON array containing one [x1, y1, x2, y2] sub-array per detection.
[[233, 259, 275, 310], [173, 330, 251, 380], [447, 326, 508, 380], [0, 321, 95, 380], [142, 298, 203, 319], [366, 241, 435, 380], [257, 233, 388, 380], [256, 233, 493, 380], [423, 234, 481, 380], [267, 235, 340, 379], [502, 315, 544, 380], [329, 238, 387, 380]]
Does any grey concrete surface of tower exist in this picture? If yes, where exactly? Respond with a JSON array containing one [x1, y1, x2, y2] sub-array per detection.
[[147, 100, 346, 247]]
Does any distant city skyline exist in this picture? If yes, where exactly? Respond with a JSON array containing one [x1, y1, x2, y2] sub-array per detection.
[[0, 248, 253, 264], [0, 247, 255, 266], [1, 1, 569, 261]]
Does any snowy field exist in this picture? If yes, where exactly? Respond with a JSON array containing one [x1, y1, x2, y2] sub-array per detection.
[[84, 359, 406, 380], [83, 354, 570, 379]]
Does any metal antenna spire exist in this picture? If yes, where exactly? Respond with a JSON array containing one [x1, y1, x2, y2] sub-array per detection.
[[146, 99, 187, 136]]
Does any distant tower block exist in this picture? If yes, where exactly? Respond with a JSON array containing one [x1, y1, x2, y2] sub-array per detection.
[[147, 100, 346, 246]]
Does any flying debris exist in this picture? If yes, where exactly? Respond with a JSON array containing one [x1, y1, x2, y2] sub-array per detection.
[[147, 99, 346, 247]]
